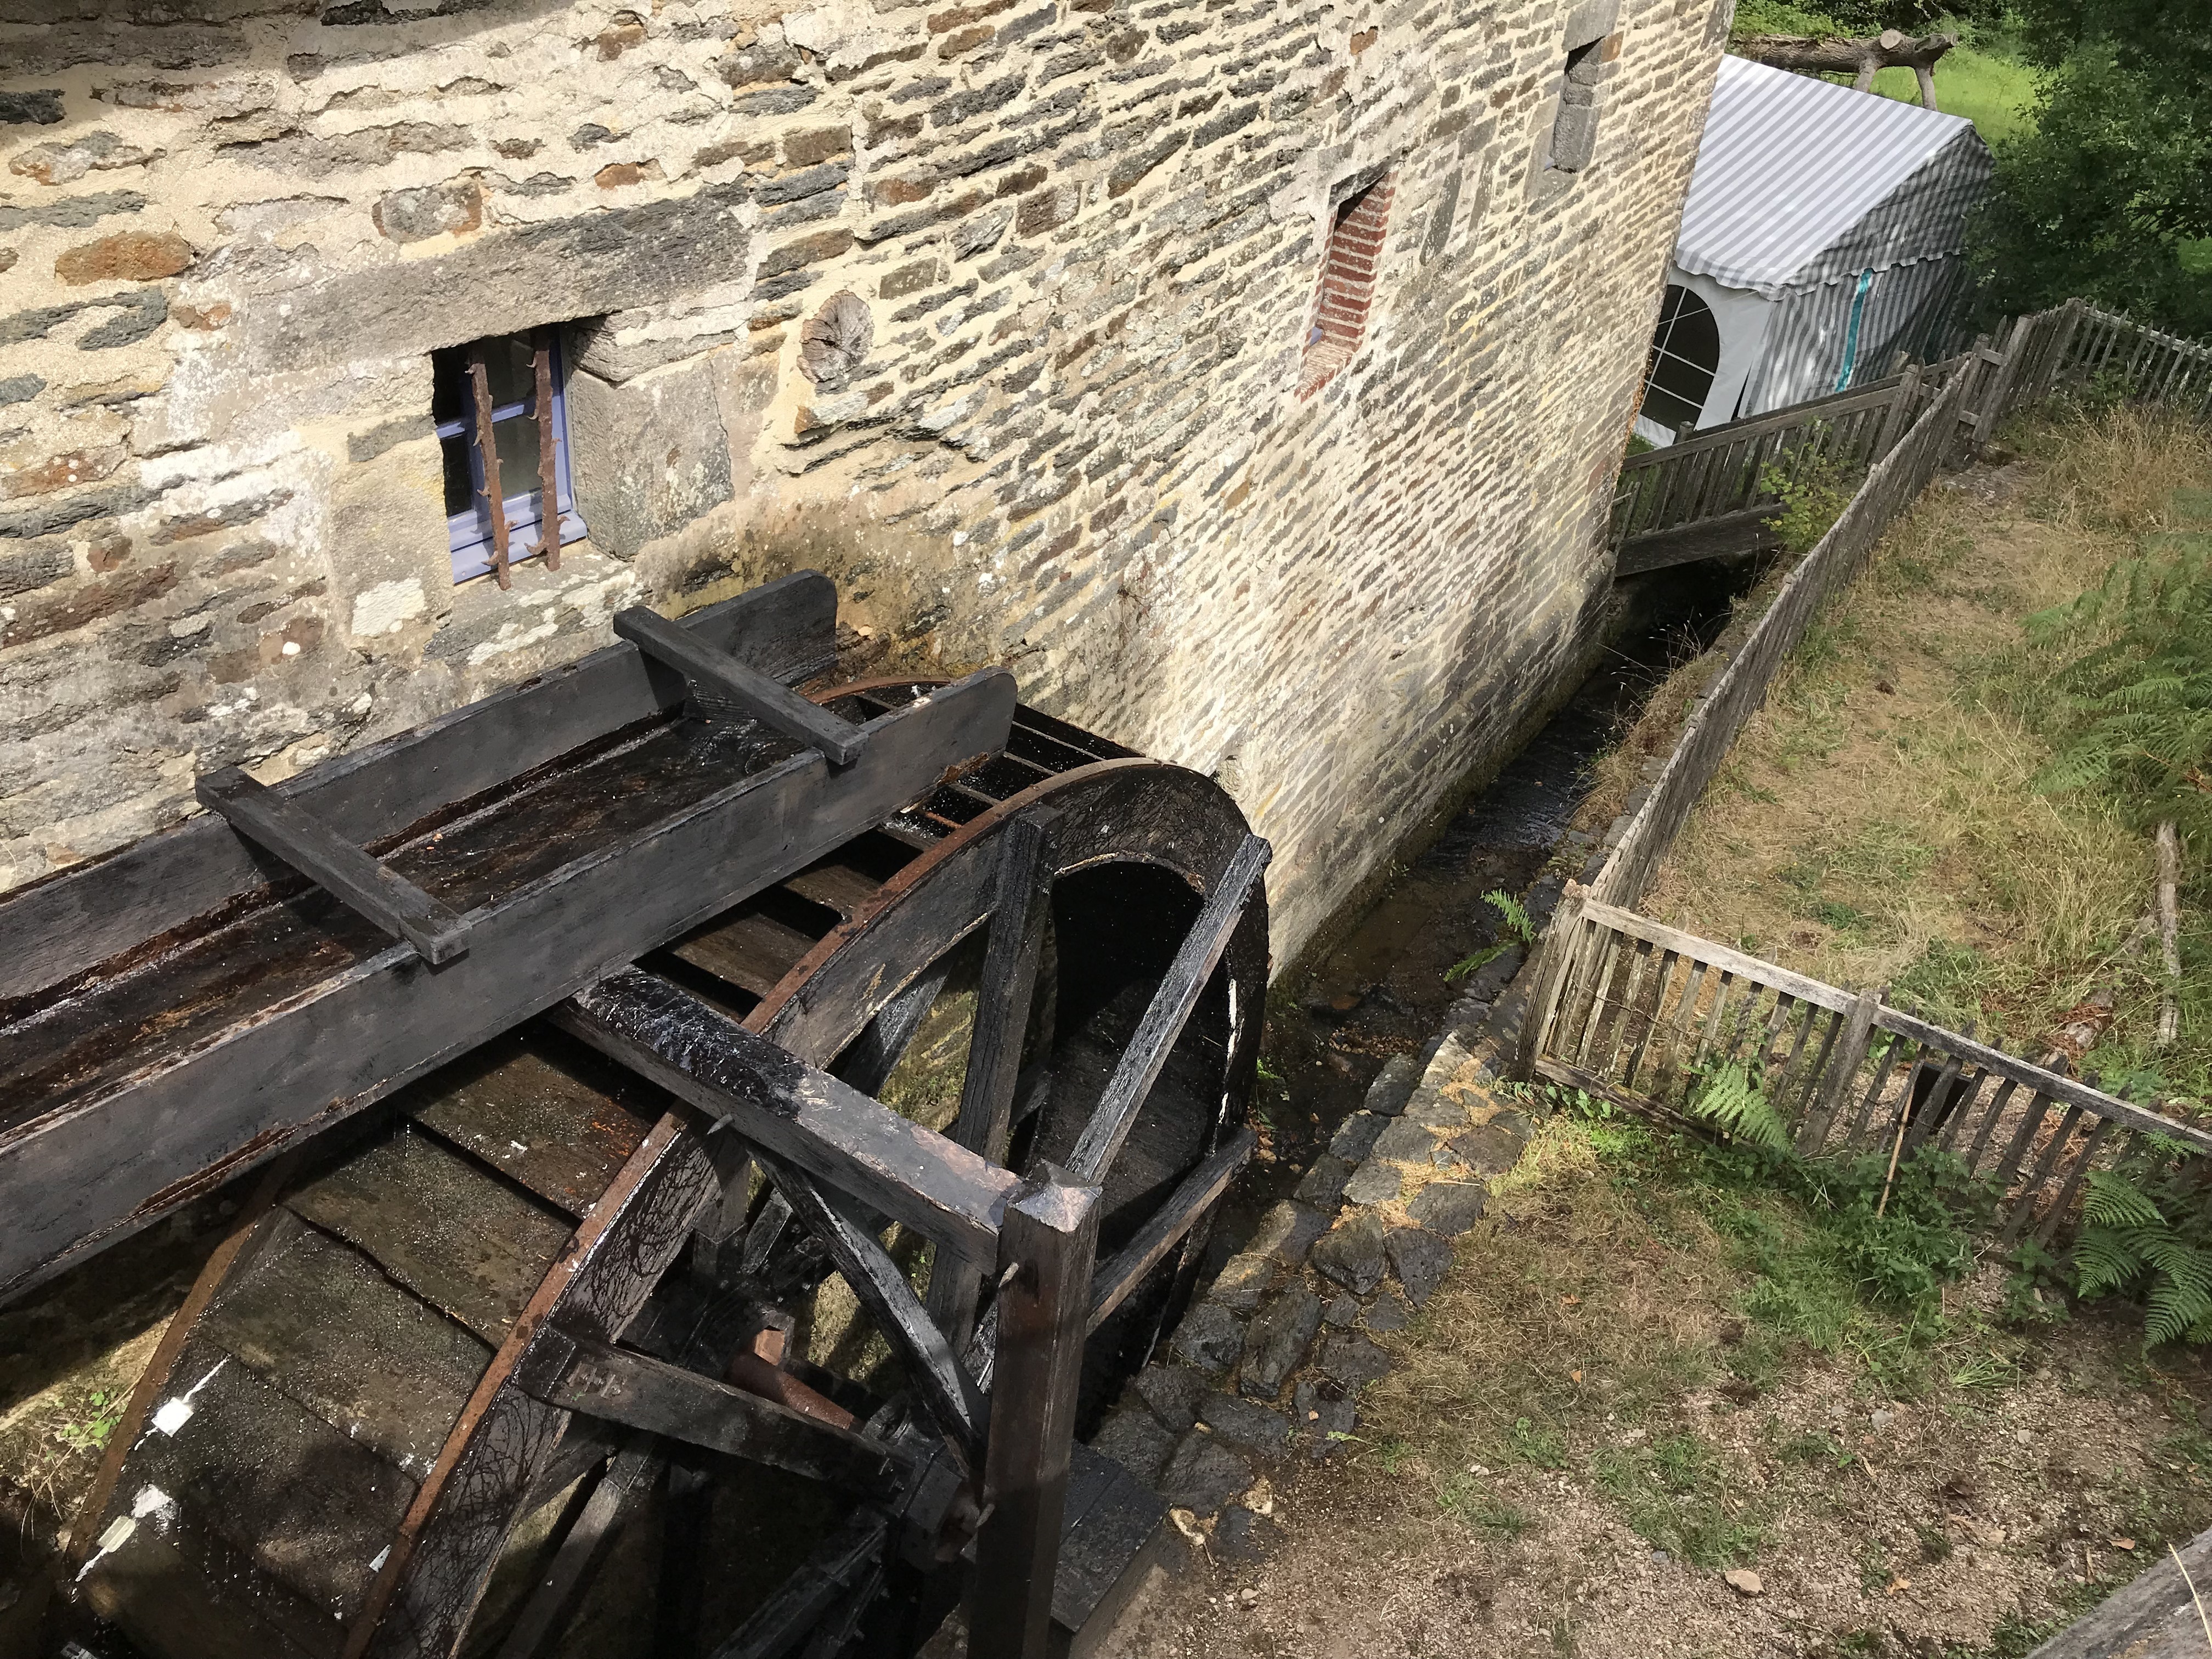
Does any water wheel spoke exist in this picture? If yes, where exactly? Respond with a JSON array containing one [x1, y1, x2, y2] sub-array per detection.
[[928, 813, 1056, 1342], [1065, 833, 1270, 1183], [836, 958, 956, 1094], [767, 1158, 988, 1466], [702, 1507, 892, 1659], [492, 1438, 659, 1659]]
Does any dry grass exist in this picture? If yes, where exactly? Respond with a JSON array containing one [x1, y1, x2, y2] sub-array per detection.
[[1639, 406, 2212, 1084], [1116, 1109, 2212, 1659]]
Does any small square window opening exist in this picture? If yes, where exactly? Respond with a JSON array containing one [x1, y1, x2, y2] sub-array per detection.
[[432, 328, 587, 588], [1300, 174, 1393, 400]]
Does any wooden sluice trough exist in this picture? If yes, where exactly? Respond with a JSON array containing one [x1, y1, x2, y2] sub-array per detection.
[[0, 571, 1270, 1659]]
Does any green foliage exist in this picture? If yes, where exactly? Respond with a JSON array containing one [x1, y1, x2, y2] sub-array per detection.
[[56, 1390, 125, 1455], [1731, 0, 2011, 40], [1971, 0, 2212, 338], [1508, 1414, 1568, 1468], [1688, 1061, 1795, 1153], [1762, 437, 1860, 557], [1444, 943, 1510, 984], [2026, 532, 2212, 853], [2066, 1147, 2212, 1348], [1486, 890, 1538, 945]]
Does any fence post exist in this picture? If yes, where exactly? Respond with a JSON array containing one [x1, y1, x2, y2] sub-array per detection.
[[1873, 362, 1924, 458], [1511, 881, 1588, 1082], [969, 1170, 1101, 1659], [2045, 297, 2086, 398], [1970, 315, 2034, 458], [1797, 986, 1880, 1153]]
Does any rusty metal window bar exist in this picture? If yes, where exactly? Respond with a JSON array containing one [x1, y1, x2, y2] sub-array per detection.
[[430, 328, 586, 588]]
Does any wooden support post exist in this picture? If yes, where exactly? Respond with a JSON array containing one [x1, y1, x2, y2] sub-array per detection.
[[969, 1170, 1100, 1659], [1972, 314, 2033, 456], [1511, 881, 1588, 1081], [1799, 986, 1879, 1153]]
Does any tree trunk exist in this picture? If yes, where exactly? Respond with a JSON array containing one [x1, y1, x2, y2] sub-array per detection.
[[1735, 30, 1960, 111]]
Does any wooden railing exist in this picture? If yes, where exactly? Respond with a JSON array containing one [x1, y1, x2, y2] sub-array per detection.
[[1611, 298, 2212, 575], [1527, 898, 2212, 1243], [1611, 370, 1926, 574]]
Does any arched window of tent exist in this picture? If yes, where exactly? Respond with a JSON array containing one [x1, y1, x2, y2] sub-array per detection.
[[1639, 284, 1720, 436]]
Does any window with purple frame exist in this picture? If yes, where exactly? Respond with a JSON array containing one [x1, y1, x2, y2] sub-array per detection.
[[432, 328, 587, 586]]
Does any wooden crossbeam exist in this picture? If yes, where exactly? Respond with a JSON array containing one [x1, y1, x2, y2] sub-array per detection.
[[195, 768, 472, 966], [615, 605, 865, 765], [519, 1327, 901, 1486], [557, 970, 1024, 1266]]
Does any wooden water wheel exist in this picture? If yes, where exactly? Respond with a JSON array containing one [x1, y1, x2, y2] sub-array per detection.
[[49, 643, 1268, 1659]]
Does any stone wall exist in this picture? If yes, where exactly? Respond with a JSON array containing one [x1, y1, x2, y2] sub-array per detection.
[[0, 0, 1733, 962]]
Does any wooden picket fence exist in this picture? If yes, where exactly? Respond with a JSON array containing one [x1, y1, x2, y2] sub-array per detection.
[[1525, 898, 2212, 1244], [1511, 296, 2212, 1245]]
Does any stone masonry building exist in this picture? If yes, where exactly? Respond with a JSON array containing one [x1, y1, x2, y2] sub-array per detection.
[[0, 0, 1733, 962]]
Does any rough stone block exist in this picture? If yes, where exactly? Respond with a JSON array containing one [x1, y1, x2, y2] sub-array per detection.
[[1292, 1381, 1357, 1458], [1246, 1200, 1328, 1268], [1322, 1293, 1359, 1328], [1363, 1053, 1421, 1117], [1370, 1117, 1439, 1164], [1341, 1160, 1403, 1206], [1310, 1210, 1387, 1295], [1090, 1406, 1176, 1486], [1212, 1504, 1284, 1562], [1196, 1392, 1290, 1455], [1407, 1180, 1487, 1235], [1158, 1431, 1254, 1516], [1209, 1250, 1279, 1314], [1447, 1113, 1531, 1176], [1292, 1153, 1353, 1207], [1363, 1290, 1410, 1333], [1132, 1364, 1207, 1431], [1385, 1226, 1452, 1306], [1236, 1284, 1321, 1399], [1328, 1110, 1387, 1163], [1316, 1332, 1392, 1393], [565, 359, 734, 560], [1168, 1301, 1243, 1374]]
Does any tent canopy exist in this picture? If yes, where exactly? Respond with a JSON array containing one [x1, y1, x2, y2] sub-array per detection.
[[1675, 56, 1993, 300]]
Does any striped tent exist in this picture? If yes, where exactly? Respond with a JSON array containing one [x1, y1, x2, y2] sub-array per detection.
[[1638, 55, 1993, 442]]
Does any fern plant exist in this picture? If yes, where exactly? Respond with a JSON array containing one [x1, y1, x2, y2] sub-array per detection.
[[1688, 1060, 1793, 1153], [2026, 531, 2212, 853], [2071, 1150, 2212, 1348], [1485, 890, 1537, 945]]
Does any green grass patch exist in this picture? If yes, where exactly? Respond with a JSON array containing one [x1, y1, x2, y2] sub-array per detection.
[[1869, 44, 2040, 145]]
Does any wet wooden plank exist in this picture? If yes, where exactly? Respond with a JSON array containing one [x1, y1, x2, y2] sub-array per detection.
[[0, 666, 1016, 1303], [1052, 1443, 1170, 1642], [404, 1028, 659, 1217], [285, 1128, 575, 1344], [781, 859, 887, 921], [0, 571, 838, 1005], [119, 1335, 417, 1624], [671, 910, 821, 998], [616, 605, 864, 765], [83, 1498, 340, 1659], [200, 1210, 492, 1479]]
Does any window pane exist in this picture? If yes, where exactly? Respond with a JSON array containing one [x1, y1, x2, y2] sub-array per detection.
[[490, 410, 548, 507], [440, 432, 476, 517], [484, 335, 537, 410]]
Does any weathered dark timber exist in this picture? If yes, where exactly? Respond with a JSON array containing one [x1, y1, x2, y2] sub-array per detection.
[[558, 971, 1024, 1264], [492, 1442, 656, 1659], [614, 605, 865, 766], [1066, 833, 1270, 1182], [763, 1155, 989, 1465], [0, 664, 1014, 1301], [0, 569, 836, 1005], [972, 1172, 1101, 1659], [1087, 1127, 1255, 1333], [517, 1327, 904, 1486], [704, 1509, 891, 1659], [928, 814, 1056, 1342], [194, 769, 475, 965]]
